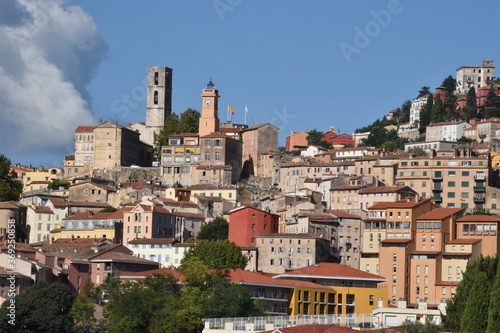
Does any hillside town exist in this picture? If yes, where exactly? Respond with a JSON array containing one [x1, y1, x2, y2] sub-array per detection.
[[2, 59, 500, 332]]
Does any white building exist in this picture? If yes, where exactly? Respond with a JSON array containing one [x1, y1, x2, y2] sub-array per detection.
[[425, 121, 472, 142], [373, 300, 445, 329], [456, 59, 495, 94], [128, 238, 193, 268], [409, 96, 428, 126]]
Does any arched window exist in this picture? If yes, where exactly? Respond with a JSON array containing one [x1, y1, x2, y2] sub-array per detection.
[[154, 72, 159, 85]]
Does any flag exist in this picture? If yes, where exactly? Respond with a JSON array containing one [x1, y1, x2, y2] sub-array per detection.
[[228, 105, 236, 112]]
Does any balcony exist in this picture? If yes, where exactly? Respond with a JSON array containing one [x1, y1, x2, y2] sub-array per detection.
[[432, 174, 443, 181], [251, 292, 288, 301], [432, 186, 443, 192], [475, 174, 486, 181], [474, 196, 485, 203], [432, 196, 442, 203], [474, 185, 486, 192]]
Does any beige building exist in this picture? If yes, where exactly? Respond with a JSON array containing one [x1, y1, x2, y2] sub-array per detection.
[[128, 238, 193, 268], [425, 121, 472, 142], [241, 123, 279, 176], [394, 154, 491, 212], [256, 233, 333, 274], [476, 118, 500, 142], [455, 59, 495, 94]]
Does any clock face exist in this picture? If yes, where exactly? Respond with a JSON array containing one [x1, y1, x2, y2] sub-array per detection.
[[205, 99, 212, 106]]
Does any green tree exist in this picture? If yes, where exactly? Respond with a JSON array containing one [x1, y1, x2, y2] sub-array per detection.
[[486, 262, 500, 333], [152, 113, 180, 160], [441, 75, 456, 97], [417, 86, 431, 98], [400, 318, 440, 333], [197, 216, 229, 241], [306, 129, 324, 146], [463, 87, 477, 121], [379, 141, 398, 152], [443, 94, 459, 121], [70, 284, 99, 333], [396, 100, 412, 124], [181, 239, 247, 270], [0, 155, 22, 201], [0, 282, 75, 333], [179, 108, 201, 133], [460, 271, 491, 332], [407, 147, 428, 156], [430, 94, 444, 123], [419, 94, 433, 133], [485, 85, 500, 109], [47, 179, 71, 190]]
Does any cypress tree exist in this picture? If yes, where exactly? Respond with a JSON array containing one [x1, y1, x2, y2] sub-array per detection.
[[463, 87, 477, 121], [486, 259, 500, 333], [431, 94, 444, 123], [460, 271, 491, 333]]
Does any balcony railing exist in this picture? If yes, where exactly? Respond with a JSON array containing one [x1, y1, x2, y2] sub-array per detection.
[[473, 196, 485, 203], [251, 292, 288, 301], [432, 186, 443, 192], [474, 185, 485, 192], [432, 174, 443, 181], [475, 174, 486, 181], [432, 196, 442, 203]]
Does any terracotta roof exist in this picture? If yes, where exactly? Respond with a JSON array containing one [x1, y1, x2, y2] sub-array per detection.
[[325, 210, 361, 219], [241, 123, 276, 132], [157, 197, 199, 207], [274, 262, 385, 281], [381, 238, 412, 244], [368, 198, 431, 210], [0, 201, 22, 209], [68, 202, 113, 208], [331, 185, 364, 191], [446, 238, 481, 244], [228, 269, 332, 290], [35, 206, 53, 214], [410, 251, 440, 255], [457, 215, 500, 223], [69, 181, 115, 192], [173, 211, 205, 219], [128, 238, 176, 245], [89, 251, 160, 265], [75, 126, 94, 132], [435, 281, 460, 286], [195, 165, 231, 170], [49, 197, 67, 208], [306, 213, 337, 221], [260, 324, 360, 333], [417, 208, 465, 220], [29, 180, 50, 185], [200, 132, 239, 140], [359, 186, 410, 194], [220, 127, 242, 133], [120, 268, 184, 281], [427, 121, 469, 127], [64, 210, 125, 221], [256, 233, 318, 239]]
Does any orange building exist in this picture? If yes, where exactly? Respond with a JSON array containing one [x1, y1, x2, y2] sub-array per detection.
[[285, 131, 308, 151]]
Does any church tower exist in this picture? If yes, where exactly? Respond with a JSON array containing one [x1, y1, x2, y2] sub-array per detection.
[[199, 80, 220, 137], [145, 66, 172, 144]]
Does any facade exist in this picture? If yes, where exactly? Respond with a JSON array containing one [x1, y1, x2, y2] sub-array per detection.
[[144, 66, 173, 145], [456, 59, 495, 94], [199, 80, 220, 137], [327, 210, 363, 269], [68, 180, 115, 204], [373, 300, 445, 329], [274, 263, 387, 321], [128, 238, 193, 268], [394, 154, 490, 212], [229, 206, 280, 247], [258, 151, 293, 185], [256, 233, 334, 274], [241, 123, 279, 176], [425, 121, 472, 142], [286, 131, 308, 151]]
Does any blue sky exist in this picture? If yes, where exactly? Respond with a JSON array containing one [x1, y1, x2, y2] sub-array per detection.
[[2, 0, 500, 167]]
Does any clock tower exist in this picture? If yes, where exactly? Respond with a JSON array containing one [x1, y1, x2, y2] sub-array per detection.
[[199, 80, 220, 137]]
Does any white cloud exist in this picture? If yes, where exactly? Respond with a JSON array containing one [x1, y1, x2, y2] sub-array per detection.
[[0, 0, 107, 155]]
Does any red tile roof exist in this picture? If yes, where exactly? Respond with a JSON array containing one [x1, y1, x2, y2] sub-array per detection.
[[368, 198, 431, 210], [35, 206, 53, 214], [274, 262, 385, 281], [381, 238, 412, 244], [359, 186, 410, 194], [194, 195, 223, 202], [49, 197, 67, 208], [75, 126, 94, 132], [173, 212, 205, 219], [446, 238, 481, 244], [417, 208, 465, 220], [326, 210, 361, 219], [128, 238, 176, 245], [227, 269, 331, 290], [0, 201, 22, 209], [157, 197, 199, 207], [457, 215, 500, 223], [200, 132, 239, 140], [67, 202, 113, 208]]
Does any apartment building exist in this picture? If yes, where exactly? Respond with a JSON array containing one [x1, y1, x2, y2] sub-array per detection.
[[241, 123, 279, 176], [128, 238, 193, 268], [394, 154, 491, 212], [327, 210, 363, 269], [425, 121, 471, 142], [228, 206, 279, 247], [455, 59, 495, 94], [256, 233, 333, 274]]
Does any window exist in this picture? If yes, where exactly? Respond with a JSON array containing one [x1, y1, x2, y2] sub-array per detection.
[[205, 152, 210, 161], [448, 192, 455, 198], [215, 152, 220, 161], [448, 171, 456, 176], [215, 139, 221, 146], [205, 139, 211, 147], [448, 181, 456, 187], [462, 171, 470, 176]]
